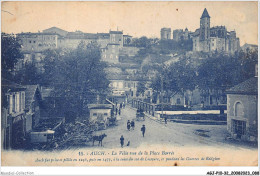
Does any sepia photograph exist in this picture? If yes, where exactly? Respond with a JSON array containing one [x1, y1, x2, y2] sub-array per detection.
[[1, 0, 259, 174]]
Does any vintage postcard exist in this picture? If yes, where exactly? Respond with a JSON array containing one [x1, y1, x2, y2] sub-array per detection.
[[1, 0, 259, 174]]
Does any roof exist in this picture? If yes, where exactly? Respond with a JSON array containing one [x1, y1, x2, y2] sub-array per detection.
[[110, 31, 123, 34], [161, 28, 171, 31], [17, 32, 59, 36], [191, 29, 200, 37], [1, 79, 26, 93], [25, 85, 41, 109], [41, 88, 54, 98], [66, 32, 98, 39], [123, 35, 132, 37], [201, 8, 210, 19], [43, 27, 68, 33], [226, 77, 258, 95], [31, 130, 55, 134], [88, 104, 113, 109], [108, 43, 120, 45], [97, 33, 110, 39], [42, 27, 68, 37], [242, 43, 258, 48]]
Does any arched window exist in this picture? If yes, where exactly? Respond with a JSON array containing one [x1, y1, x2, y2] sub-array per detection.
[[235, 102, 243, 117], [176, 98, 181, 105]]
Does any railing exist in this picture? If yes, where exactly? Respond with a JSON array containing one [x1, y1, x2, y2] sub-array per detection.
[[131, 99, 156, 116]]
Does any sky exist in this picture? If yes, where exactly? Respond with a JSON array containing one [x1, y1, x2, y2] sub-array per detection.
[[1, 1, 258, 45]]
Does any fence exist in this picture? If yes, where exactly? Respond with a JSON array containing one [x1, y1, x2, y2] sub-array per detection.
[[131, 99, 156, 116]]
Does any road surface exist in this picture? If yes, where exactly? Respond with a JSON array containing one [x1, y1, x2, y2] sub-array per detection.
[[90, 105, 256, 150]]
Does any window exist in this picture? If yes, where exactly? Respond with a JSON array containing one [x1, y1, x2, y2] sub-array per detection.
[[176, 98, 181, 105], [33, 41, 36, 43], [9, 95, 13, 113], [104, 113, 108, 116], [110, 54, 113, 59], [15, 93, 20, 112], [29, 41, 32, 43], [12, 95, 15, 113], [21, 92, 25, 110], [93, 113, 97, 116], [235, 102, 243, 117], [31, 102, 35, 112]]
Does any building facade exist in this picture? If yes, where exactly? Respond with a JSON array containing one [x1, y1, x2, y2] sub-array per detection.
[[17, 27, 137, 65], [173, 28, 191, 41], [226, 77, 258, 142], [1, 82, 43, 150], [1, 83, 26, 149], [191, 8, 240, 54], [24, 85, 42, 131]]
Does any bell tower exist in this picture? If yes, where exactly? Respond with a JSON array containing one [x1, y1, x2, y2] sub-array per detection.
[[199, 8, 210, 51], [199, 8, 210, 41]]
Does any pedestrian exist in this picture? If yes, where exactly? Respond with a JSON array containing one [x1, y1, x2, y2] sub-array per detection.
[[120, 103, 122, 109], [141, 125, 146, 137], [115, 108, 118, 115], [131, 120, 135, 130], [164, 115, 167, 124], [127, 120, 131, 131], [123, 102, 125, 109], [119, 108, 121, 115], [120, 135, 124, 148]]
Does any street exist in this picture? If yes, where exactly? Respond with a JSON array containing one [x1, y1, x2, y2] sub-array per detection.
[[90, 105, 256, 150]]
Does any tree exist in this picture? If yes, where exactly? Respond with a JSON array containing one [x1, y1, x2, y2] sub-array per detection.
[[152, 57, 196, 93], [43, 41, 109, 117], [238, 50, 258, 81], [132, 36, 152, 48], [41, 48, 67, 86], [1, 33, 23, 80], [196, 53, 253, 90], [14, 61, 43, 85], [151, 57, 197, 103], [136, 81, 146, 97]]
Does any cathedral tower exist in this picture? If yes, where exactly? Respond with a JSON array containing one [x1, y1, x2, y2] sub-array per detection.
[[199, 8, 210, 51], [199, 8, 210, 41]]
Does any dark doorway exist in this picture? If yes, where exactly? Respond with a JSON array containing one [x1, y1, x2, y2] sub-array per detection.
[[232, 119, 246, 139]]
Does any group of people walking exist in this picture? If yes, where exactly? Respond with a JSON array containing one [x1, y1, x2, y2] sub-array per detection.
[[115, 102, 146, 148], [120, 122, 146, 148], [127, 120, 135, 131], [115, 102, 125, 116]]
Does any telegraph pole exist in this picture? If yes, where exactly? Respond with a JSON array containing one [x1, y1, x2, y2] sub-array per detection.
[[161, 68, 164, 122]]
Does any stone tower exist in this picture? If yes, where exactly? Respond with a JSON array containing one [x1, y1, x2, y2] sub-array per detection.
[[199, 8, 210, 51], [161, 28, 171, 40]]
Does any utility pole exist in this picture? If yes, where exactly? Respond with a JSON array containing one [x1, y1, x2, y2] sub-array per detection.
[[161, 70, 164, 122]]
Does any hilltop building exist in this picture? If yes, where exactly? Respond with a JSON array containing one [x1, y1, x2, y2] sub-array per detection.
[[241, 43, 258, 52], [191, 8, 240, 54], [173, 28, 191, 41], [17, 27, 135, 64], [161, 28, 171, 40]]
